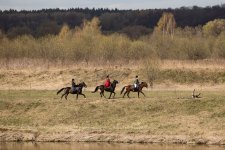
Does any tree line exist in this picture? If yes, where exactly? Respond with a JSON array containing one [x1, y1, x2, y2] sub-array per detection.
[[0, 16, 225, 65], [0, 5, 225, 38]]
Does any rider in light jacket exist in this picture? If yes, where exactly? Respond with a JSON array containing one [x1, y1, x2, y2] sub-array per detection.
[[134, 75, 139, 90]]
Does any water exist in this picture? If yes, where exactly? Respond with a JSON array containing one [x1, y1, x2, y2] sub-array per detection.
[[0, 143, 225, 150]]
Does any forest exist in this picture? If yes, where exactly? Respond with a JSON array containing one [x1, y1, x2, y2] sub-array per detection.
[[0, 5, 225, 38]]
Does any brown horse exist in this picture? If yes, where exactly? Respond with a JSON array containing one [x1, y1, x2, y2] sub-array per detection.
[[121, 82, 148, 98], [57, 82, 87, 100], [92, 80, 119, 99]]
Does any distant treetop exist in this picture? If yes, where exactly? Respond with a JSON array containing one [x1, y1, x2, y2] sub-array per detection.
[[0, 5, 225, 38]]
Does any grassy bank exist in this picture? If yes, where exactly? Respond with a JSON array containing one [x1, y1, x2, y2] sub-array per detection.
[[0, 90, 225, 144], [1, 59, 225, 90]]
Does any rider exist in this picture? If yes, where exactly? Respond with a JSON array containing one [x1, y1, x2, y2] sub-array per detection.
[[134, 75, 140, 90], [71, 79, 76, 93], [104, 75, 111, 89]]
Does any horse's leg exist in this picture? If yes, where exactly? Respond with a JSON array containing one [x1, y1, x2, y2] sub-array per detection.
[[108, 92, 112, 99], [76, 93, 79, 100], [100, 90, 105, 98], [140, 91, 146, 97], [60, 89, 66, 99], [113, 92, 116, 98], [102, 90, 106, 98], [80, 93, 86, 99], [123, 91, 127, 98], [79, 92, 86, 99], [65, 93, 68, 100], [100, 92, 102, 98], [127, 91, 130, 98], [138, 91, 140, 98], [61, 93, 66, 99], [64, 89, 71, 100]]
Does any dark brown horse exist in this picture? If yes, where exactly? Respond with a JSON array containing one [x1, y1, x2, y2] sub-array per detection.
[[121, 82, 148, 98], [57, 82, 87, 100], [92, 80, 119, 99]]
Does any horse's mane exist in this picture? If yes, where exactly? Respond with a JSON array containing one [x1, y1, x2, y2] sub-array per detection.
[[77, 82, 86, 87], [112, 80, 118, 83], [78, 82, 83, 85], [141, 81, 147, 84]]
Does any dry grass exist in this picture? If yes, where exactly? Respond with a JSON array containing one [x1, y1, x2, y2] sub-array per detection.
[[1, 58, 225, 70], [0, 90, 225, 138], [1, 59, 225, 91], [161, 59, 225, 71]]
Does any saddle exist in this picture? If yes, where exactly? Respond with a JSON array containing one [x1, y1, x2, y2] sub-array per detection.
[[133, 86, 139, 92], [72, 87, 80, 93], [104, 86, 112, 91]]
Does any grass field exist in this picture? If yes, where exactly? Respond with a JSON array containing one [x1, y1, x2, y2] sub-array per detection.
[[1, 60, 225, 143], [0, 90, 225, 138], [1, 60, 225, 91]]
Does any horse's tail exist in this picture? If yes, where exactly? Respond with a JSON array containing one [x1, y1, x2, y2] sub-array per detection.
[[57, 88, 65, 95], [92, 86, 99, 93], [121, 86, 126, 95]]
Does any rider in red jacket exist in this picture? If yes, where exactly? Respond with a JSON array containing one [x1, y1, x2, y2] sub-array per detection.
[[104, 75, 111, 88]]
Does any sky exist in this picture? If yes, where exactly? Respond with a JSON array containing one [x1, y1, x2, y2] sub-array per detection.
[[0, 0, 225, 10]]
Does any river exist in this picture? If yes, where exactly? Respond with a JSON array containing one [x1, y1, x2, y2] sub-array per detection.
[[0, 143, 225, 150]]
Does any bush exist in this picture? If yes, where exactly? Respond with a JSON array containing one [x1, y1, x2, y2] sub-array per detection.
[[0, 17, 225, 66], [182, 37, 211, 60], [213, 34, 225, 58], [144, 59, 160, 88]]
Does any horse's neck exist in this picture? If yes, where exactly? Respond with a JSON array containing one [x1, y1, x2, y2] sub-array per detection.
[[139, 84, 144, 89], [78, 84, 83, 88], [111, 83, 116, 88]]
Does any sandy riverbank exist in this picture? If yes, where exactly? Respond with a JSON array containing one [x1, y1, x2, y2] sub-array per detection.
[[1, 128, 225, 145]]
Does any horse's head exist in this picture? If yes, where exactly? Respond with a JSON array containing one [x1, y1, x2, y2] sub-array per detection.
[[141, 82, 148, 88], [80, 82, 87, 88], [112, 80, 119, 85]]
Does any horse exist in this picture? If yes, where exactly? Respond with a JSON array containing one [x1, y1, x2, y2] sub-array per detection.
[[92, 80, 119, 99], [120, 82, 148, 98], [57, 82, 87, 100]]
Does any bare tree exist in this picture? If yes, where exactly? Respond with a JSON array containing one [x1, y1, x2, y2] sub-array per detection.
[[155, 12, 176, 38]]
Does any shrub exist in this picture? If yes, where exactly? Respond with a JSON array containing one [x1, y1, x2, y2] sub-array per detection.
[[144, 59, 161, 88]]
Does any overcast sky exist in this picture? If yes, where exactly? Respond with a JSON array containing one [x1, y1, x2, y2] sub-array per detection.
[[0, 0, 225, 10]]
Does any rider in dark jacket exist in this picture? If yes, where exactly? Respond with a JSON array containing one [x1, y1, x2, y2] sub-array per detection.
[[71, 79, 76, 92]]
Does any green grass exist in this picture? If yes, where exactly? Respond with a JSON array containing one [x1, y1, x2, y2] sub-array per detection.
[[0, 90, 225, 136], [157, 69, 225, 84]]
